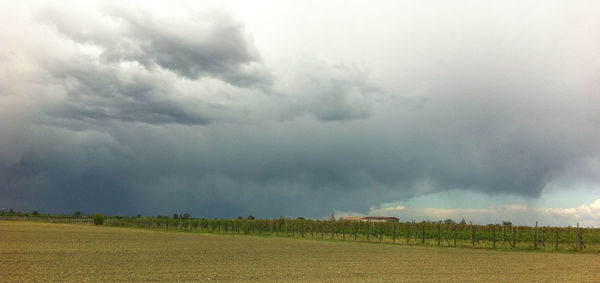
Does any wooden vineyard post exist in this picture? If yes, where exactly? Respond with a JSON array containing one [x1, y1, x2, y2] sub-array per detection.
[[470, 222, 475, 247], [493, 225, 496, 248], [407, 222, 411, 245], [354, 223, 358, 241], [285, 220, 288, 235], [576, 222, 585, 250], [275, 219, 278, 236], [393, 222, 397, 243], [367, 222, 370, 241], [512, 226, 516, 248], [576, 222, 580, 250], [438, 223, 441, 246], [535, 221, 539, 249], [331, 220, 335, 239], [341, 222, 345, 240], [379, 224, 383, 242], [422, 223, 426, 244], [453, 224, 457, 247], [502, 225, 506, 245], [301, 220, 305, 238], [555, 228, 559, 250]]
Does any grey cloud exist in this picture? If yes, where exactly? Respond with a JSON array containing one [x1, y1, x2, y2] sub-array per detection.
[[2, 1, 600, 219], [51, 63, 215, 125], [276, 62, 382, 121], [36, 3, 271, 87]]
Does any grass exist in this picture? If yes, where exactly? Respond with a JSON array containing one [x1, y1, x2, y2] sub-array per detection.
[[2, 221, 599, 282]]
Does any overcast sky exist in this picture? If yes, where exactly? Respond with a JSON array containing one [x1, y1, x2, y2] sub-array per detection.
[[2, 0, 600, 226]]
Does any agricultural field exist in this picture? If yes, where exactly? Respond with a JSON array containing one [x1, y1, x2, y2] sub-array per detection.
[[2, 221, 599, 282]]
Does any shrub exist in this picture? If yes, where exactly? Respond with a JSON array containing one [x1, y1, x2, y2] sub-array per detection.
[[93, 213, 104, 225]]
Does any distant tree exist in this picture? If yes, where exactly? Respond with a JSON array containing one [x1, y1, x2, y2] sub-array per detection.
[[236, 216, 243, 220], [173, 213, 179, 219], [444, 219, 455, 225], [459, 218, 467, 225], [9, 208, 15, 214], [297, 217, 305, 220], [247, 215, 255, 220], [31, 210, 39, 216], [503, 221, 512, 226], [93, 213, 104, 225], [72, 211, 82, 217], [329, 213, 335, 222], [182, 213, 191, 219], [136, 214, 142, 218]]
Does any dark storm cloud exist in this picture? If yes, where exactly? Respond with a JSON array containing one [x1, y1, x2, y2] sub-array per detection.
[[48, 62, 214, 125], [2, 1, 600, 218]]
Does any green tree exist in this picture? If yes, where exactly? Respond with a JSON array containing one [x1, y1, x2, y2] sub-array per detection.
[[73, 211, 82, 217], [93, 213, 104, 225], [444, 219, 455, 225], [182, 213, 191, 219]]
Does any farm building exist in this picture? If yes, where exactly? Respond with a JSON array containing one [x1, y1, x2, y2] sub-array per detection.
[[361, 216, 399, 223]]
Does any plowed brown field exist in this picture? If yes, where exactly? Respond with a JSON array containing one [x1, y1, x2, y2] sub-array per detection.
[[1, 221, 598, 282]]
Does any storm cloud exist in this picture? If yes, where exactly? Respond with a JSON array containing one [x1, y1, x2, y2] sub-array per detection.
[[1, 1, 600, 219]]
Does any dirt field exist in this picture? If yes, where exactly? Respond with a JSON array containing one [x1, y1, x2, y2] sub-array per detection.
[[1, 221, 599, 282]]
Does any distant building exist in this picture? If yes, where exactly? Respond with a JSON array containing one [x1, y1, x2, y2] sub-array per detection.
[[361, 216, 399, 223]]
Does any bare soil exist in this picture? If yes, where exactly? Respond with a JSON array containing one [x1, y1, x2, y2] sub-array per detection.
[[1, 221, 598, 282]]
